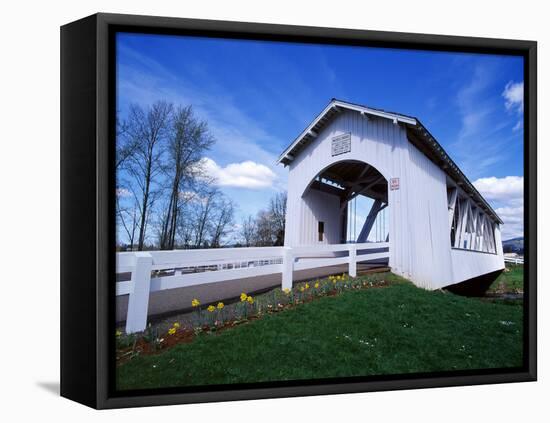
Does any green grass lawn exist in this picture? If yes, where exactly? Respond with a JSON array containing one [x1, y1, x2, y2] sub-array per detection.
[[116, 279, 523, 390], [488, 264, 524, 294]]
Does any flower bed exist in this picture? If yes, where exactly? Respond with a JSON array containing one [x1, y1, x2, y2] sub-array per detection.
[[116, 272, 390, 364]]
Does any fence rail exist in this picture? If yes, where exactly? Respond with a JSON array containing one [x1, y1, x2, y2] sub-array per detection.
[[116, 242, 389, 333], [504, 257, 524, 265]]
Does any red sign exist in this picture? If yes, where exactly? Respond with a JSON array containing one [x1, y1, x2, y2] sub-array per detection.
[[390, 177, 400, 191]]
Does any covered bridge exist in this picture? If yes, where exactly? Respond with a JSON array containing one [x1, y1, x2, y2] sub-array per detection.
[[116, 99, 507, 333], [278, 99, 504, 291]]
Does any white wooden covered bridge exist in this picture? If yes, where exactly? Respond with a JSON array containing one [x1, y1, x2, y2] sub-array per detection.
[[279, 98, 504, 291], [116, 98, 505, 333]]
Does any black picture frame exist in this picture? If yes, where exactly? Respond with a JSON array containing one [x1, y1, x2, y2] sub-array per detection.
[[60, 12, 537, 409]]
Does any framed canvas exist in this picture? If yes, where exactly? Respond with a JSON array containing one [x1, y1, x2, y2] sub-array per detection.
[[60, 12, 537, 409]]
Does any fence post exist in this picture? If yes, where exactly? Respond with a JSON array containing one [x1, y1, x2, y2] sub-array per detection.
[[282, 247, 293, 290], [349, 244, 357, 278], [125, 252, 153, 334]]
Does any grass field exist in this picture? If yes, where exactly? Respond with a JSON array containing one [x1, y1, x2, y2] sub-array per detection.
[[488, 264, 524, 294], [116, 277, 523, 390]]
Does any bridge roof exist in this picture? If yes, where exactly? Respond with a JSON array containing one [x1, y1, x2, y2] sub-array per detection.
[[277, 99, 503, 224]]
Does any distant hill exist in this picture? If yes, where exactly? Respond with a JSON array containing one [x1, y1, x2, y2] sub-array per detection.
[[503, 237, 524, 254]]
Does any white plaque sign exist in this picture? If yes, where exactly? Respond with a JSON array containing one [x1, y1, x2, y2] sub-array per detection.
[[331, 133, 351, 156]]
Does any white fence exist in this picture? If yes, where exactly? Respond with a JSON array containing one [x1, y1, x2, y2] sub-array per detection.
[[117, 242, 389, 333], [504, 257, 524, 265]]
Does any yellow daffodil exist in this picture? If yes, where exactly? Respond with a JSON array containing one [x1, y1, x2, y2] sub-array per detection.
[[240, 292, 248, 302], [207, 305, 216, 312], [283, 288, 291, 295], [305, 283, 310, 289], [314, 282, 319, 289], [217, 302, 224, 309], [300, 287, 305, 292], [115, 330, 122, 337], [191, 298, 200, 307], [168, 327, 176, 335], [246, 296, 254, 304], [173, 322, 180, 328]]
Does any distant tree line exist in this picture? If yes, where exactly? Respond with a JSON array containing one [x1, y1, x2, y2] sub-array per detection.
[[116, 101, 287, 251], [238, 192, 287, 247]]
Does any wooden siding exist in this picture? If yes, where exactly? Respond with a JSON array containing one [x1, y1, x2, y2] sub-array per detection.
[[300, 189, 341, 245]]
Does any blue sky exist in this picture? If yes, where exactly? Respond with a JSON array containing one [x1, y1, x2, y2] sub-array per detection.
[[116, 32, 524, 240]]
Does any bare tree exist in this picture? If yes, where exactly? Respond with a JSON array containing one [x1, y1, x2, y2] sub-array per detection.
[[247, 192, 288, 247], [124, 101, 173, 250], [159, 106, 214, 250], [115, 114, 143, 171], [254, 210, 277, 246], [269, 192, 287, 246], [116, 196, 139, 250], [176, 206, 195, 248], [240, 215, 257, 247], [209, 197, 235, 248], [182, 187, 236, 248], [115, 115, 141, 249], [191, 188, 218, 248], [117, 100, 287, 251]]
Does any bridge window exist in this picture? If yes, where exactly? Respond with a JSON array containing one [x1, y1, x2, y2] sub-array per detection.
[[318, 221, 324, 242], [447, 184, 497, 253], [449, 194, 459, 246]]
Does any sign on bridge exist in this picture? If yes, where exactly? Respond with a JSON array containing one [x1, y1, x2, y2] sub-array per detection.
[[390, 177, 400, 190], [331, 133, 351, 156]]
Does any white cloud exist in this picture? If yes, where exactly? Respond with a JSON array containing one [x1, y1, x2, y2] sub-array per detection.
[[495, 206, 524, 239], [495, 206, 523, 224], [502, 81, 524, 114], [473, 175, 524, 240], [473, 176, 523, 202], [201, 158, 277, 189]]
